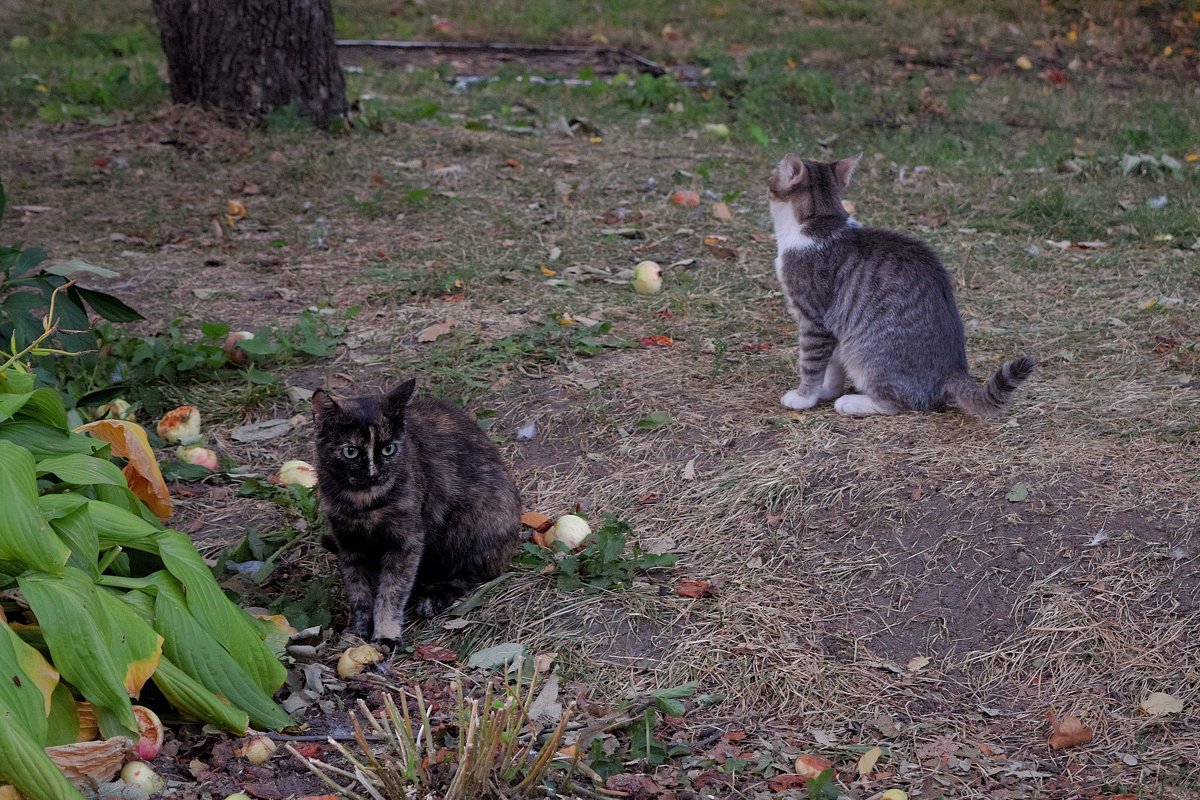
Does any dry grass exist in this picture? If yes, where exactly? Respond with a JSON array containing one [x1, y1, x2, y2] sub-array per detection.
[[3, 3, 1199, 797]]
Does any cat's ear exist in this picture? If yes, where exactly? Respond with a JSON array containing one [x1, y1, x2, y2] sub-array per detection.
[[774, 153, 807, 192], [384, 378, 417, 418], [834, 153, 862, 189], [312, 389, 342, 424]]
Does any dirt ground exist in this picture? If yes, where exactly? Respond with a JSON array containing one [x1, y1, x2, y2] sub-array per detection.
[[2, 6, 1199, 799]]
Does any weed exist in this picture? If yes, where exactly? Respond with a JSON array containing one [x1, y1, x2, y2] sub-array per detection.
[[290, 677, 572, 800], [61, 310, 345, 413], [516, 514, 677, 592]]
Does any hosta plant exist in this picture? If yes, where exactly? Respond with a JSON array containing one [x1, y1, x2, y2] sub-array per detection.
[[0, 341, 290, 798]]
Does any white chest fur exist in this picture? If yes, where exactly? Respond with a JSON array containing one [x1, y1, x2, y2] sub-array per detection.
[[769, 199, 818, 283]]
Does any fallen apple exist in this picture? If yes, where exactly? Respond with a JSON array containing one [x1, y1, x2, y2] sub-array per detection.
[[97, 398, 136, 421], [278, 459, 317, 488], [223, 330, 255, 367], [157, 405, 201, 445], [545, 514, 591, 549], [633, 260, 663, 294], [120, 761, 165, 794], [235, 734, 277, 765], [177, 445, 218, 471], [132, 705, 164, 761]]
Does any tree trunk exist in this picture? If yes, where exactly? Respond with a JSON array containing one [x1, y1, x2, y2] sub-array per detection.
[[152, 0, 347, 128]]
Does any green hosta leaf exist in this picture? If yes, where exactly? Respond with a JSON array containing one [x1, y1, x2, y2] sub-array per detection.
[[17, 568, 139, 739], [0, 391, 34, 424], [156, 530, 286, 695], [36, 453, 126, 487], [94, 588, 163, 699], [150, 580, 291, 730], [44, 502, 100, 580], [44, 682, 82, 747], [16, 388, 69, 431], [0, 421, 104, 458], [0, 441, 70, 575], [151, 656, 248, 735], [85, 498, 162, 549], [0, 715, 82, 800]]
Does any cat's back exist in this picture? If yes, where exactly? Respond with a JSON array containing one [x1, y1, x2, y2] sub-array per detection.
[[406, 397, 497, 454], [406, 397, 519, 493], [837, 224, 952, 280]]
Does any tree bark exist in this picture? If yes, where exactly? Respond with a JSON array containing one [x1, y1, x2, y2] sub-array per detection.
[[152, 0, 347, 128]]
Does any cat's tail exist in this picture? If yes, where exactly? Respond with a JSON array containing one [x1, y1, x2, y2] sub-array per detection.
[[944, 356, 1036, 419]]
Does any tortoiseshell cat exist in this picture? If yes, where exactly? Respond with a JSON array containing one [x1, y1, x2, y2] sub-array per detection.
[[768, 153, 1035, 418], [312, 379, 521, 647]]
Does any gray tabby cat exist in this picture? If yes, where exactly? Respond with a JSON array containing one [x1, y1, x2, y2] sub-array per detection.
[[768, 153, 1035, 418]]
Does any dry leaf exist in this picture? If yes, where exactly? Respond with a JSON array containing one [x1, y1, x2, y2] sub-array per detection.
[[640, 335, 674, 347], [703, 235, 739, 260], [46, 737, 132, 784], [75, 420, 173, 519], [767, 775, 810, 791], [1045, 708, 1094, 750], [414, 643, 457, 663], [676, 580, 717, 599], [520, 511, 553, 532], [907, 655, 930, 672], [1139, 692, 1183, 716], [711, 202, 732, 220], [682, 458, 696, 480], [416, 319, 456, 343], [857, 745, 882, 776]]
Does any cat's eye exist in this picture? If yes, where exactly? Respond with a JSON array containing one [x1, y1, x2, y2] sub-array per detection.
[[380, 443, 396, 457], [341, 445, 360, 459]]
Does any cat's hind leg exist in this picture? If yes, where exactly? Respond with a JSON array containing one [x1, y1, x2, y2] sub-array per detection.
[[833, 393, 897, 416], [817, 355, 845, 401]]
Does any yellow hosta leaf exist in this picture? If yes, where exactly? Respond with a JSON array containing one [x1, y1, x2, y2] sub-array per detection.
[[94, 589, 163, 698], [11, 638, 58, 717], [253, 613, 298, 660], [74, 420, 172, 520]]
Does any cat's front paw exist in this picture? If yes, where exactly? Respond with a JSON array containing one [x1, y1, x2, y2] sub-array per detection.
[[373, 636, 404, 653], [344, 616, 373, 640], [781, 390, 820, 410], [412, 594, 450, 619]]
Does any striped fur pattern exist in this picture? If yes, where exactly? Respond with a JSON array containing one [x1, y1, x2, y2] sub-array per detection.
[[768, 153, 1035, 419], [312, 379, 522, 647]]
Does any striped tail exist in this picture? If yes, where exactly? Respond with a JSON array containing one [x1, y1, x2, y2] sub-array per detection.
[[944, 356, 1036, 420]]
